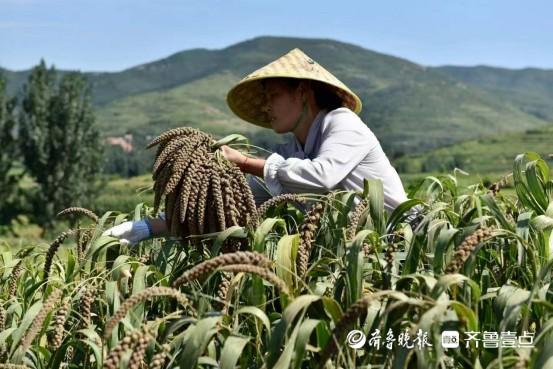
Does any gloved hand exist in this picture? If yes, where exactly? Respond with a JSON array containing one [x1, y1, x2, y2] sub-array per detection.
[[102, 219, 152, 246]]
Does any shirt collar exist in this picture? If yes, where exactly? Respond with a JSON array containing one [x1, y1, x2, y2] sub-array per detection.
[[293, 109, 327, 158]]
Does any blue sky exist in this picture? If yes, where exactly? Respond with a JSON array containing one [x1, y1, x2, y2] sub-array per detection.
[[1, 0, 551, 72]]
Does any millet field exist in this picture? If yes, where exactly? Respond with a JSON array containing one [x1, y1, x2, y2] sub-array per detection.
[[1, 127, 553, 369]]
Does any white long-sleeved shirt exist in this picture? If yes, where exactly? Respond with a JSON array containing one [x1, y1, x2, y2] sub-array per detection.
[[249, 107, 408, 213]]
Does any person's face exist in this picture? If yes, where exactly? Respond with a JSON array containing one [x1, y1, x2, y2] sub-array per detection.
[[262, 80, 304, 133]]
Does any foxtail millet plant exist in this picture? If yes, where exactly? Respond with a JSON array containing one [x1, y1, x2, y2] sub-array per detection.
[[77, 228, 93, 262], [231, 164, 258, 227], [102, 330, 139, 369], [20, 288, 63, 353], [384, 243, 399, 269], [297, 202, 326, 279], [43, 230, 76, 285], [172, 251, 272, 288], [319, 294, 373, 367], [57, 207, 99, 223], [488, 172, 512, 197], [127, 328, 151, 369], [146, 127, 201, 149], [219, 264, 290, 296], [363, 242, 374, 257], [8, 260, 23, 299], [50, 298, 70, 349], [148, 127, 257, 241], [216, 272, 232, 313], [0, 303, 5, 331], [149, 344, 171, 369], [195, 161, 214, 234], [103, 286, 191, 340], [79, 285, 95, 328], [445, 227, 494, 273], [256, 193, 306, 220], [347, 198, 368, 240]]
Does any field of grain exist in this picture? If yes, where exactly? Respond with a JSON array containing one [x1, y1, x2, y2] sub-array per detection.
[[1, 133, 552, 368]]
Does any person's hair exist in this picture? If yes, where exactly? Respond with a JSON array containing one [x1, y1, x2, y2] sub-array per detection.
[[263, 78, 344, 111], [311, 80, 344, 111]]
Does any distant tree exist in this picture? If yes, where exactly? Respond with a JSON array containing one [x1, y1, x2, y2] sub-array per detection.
[[0, 75, 22, 224], [102, 131, 156, 177], [422, 155, 445, 173], [451, 154, 466, 170], [19, 60, 103, 227]]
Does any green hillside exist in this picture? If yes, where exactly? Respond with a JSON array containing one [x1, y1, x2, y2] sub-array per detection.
[[434, 65, 553, 121], [90, 37, 551, 155], [3, 36, 550, 156], [96, 72, 253, 136], [394, 125, 553, 177], [87, 49, 227, 106]]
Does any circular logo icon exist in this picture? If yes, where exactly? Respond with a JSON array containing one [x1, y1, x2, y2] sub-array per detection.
[[346, 330, 366, 349]]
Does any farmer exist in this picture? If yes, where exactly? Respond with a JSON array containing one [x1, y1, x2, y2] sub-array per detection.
[[104, 48, 413, 245]]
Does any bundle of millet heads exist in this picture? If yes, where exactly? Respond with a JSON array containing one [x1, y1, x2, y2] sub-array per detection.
[[147, 127, 257, 239]]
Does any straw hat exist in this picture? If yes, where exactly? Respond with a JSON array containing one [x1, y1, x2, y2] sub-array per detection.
[[226, 48, 362, 128]]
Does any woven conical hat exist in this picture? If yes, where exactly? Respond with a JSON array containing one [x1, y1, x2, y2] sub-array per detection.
[[226, 48, 362, 128]]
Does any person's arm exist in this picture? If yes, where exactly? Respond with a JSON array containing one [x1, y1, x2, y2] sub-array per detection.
[[220, 145, 265, 177], [102, 214, 169, 246], [238, 156, 265, 177]]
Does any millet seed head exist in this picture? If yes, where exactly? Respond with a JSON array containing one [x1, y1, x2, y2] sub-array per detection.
[[57, 207, 99, 223], [172, 251, 272, 288]]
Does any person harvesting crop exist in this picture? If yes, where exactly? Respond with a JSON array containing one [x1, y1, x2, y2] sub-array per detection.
[[104, 48, 413, 245]]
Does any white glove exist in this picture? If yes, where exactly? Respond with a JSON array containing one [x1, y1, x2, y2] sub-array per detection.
[[102, 220, 152, 246]]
